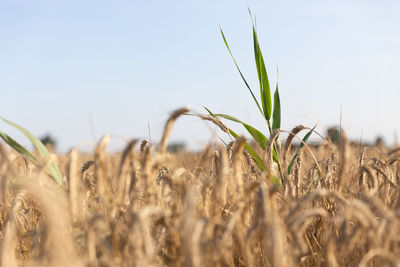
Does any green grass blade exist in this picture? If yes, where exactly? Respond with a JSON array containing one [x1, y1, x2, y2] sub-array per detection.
[[203, 106, 216, 117], [272, 82, 281, 130], [1, 117, 49, 157], [271, 175, 281, 187], [220, 28, 264, 116], [245, 145, 264, 171], [229, 129, 265, 171], [214, 113, 242, 123], [243, 124, 268, 149], [228, 128, 239, 138], [204, 108, 266, 171], [1, 117, 63, 185], [215, 113, 268, 149], [272, 149, 279, 163], [287, 126, 316, 175], [204, 107, 265, 170], [251, 20, 271, 121], [272, 148, 285, 184], [0, 131, 38, 164], [48, 163, 62, 185]]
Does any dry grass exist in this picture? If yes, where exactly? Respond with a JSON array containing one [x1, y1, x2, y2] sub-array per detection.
[[1, 115, 400, 266]]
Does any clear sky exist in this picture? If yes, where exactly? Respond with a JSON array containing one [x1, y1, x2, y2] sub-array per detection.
[[1, 0, 400, 152]]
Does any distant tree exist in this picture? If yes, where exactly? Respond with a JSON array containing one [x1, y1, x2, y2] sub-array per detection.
[[40, 134, 57, 150], [327, 126, 341, 145], [375, 136, 385, 147], [167, 142, 186, 153]]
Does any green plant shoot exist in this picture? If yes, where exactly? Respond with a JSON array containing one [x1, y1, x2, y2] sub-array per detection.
[[204, 10, 313, 185]]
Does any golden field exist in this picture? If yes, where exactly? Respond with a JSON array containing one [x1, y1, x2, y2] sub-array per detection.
[[0, 113, 399, 267]]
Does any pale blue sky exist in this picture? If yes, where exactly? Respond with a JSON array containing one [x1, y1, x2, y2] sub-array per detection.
[[1, 0, 399, 152]]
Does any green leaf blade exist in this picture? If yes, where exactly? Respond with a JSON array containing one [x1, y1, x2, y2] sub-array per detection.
[[1, 117, 49, 157], [287, 126, 316, 175], [252, 23, 272, 121], [229, 128, 265, 171], [1, 117, 63, 185], [215, 113, 268, 149], [203, 106, 215, 117], [244, 143, 265, 171], [243, 124, 268, 150], [220, 28, 264, 117], [0, 131, 38, 164], [272, 83, 281, 131], [48, 163, 63, 185]]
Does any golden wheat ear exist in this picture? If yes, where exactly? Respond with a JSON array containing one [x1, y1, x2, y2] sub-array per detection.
[[158, 106, 190, 154]]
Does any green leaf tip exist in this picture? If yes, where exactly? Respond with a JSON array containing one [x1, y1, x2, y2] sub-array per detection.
[[220, 25, 264, 119]]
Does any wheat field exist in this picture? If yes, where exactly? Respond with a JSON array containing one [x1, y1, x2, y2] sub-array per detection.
[[1, 111, 399, 267]]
